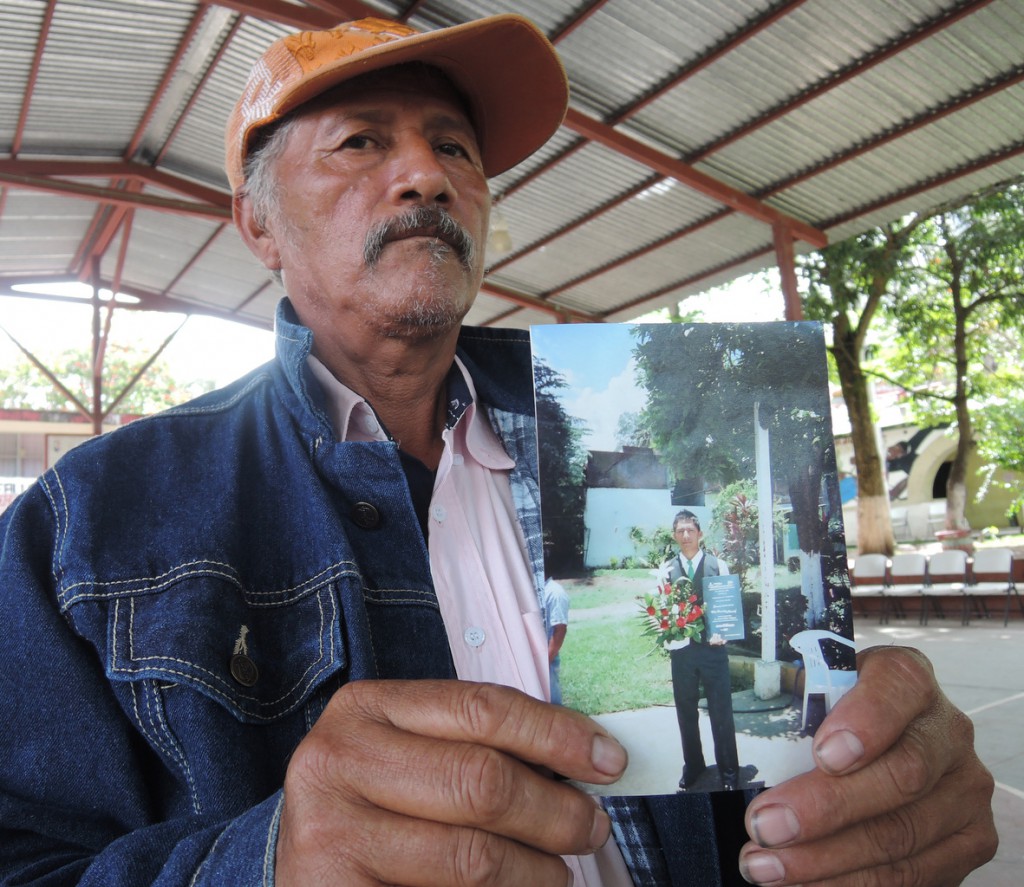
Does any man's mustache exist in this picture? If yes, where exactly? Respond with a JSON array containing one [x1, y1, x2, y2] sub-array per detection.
[[363, 206, 477, 269]]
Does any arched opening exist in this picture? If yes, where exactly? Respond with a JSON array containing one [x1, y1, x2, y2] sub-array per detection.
[[932, 461, 952, 499]]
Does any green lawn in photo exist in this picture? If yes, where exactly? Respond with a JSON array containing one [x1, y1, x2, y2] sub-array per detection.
[[560, 614, 674, 716], [559, 571, 677, 718]]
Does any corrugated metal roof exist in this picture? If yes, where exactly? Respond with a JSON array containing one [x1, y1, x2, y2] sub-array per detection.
[[2, 0, 1022, 334]]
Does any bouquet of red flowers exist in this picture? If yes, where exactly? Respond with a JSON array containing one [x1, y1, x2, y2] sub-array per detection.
[[638, 576, 705, 649]]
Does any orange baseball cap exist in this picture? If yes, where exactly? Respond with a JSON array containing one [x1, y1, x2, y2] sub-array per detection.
[[225, 14, 569, 192]]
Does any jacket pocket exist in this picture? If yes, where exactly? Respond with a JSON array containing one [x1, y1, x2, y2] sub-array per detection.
[[106, 575, 345, 724]]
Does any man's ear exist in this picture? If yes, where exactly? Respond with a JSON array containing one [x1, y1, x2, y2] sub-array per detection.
[[233, 192, 282, 272]]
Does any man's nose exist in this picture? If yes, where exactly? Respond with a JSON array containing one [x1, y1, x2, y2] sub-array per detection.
[[388, 137, 456, 206]]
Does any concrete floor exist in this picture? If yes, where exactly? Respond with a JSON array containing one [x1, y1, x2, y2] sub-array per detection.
[[853, 617, 1024, 886]]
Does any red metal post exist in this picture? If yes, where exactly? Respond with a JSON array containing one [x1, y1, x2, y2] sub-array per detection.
[[773, 224, 803, 321]]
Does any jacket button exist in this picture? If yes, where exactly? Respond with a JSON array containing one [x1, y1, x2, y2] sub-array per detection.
[[229, 654, 259, 687], [351, 501, 381, 529]]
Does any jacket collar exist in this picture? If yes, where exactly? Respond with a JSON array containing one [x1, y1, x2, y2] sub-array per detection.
[[273, 297, 536, 426]]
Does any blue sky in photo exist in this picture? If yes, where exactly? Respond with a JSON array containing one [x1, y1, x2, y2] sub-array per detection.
[[531, 323, 646, 452], [531, 323, 637, 392]]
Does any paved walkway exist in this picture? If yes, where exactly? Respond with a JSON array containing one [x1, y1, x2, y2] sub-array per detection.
[[854, 618, 1024, 887]]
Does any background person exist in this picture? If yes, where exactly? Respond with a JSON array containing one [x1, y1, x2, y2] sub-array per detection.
[[543, 576, 570, 705]]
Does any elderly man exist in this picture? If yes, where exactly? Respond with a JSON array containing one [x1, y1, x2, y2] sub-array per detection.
[[0, 14, 997, 887]]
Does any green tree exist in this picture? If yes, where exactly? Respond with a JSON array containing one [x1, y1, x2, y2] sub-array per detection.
[[633, 323, 834, 556], [884, 184, 1024, 530], [800, 220, 925, 555], [634, 322, 849, 632], [614, 410, 651, 449], [0, 342, 213, 416], [975, 395, 1024, 522], [709, 481, 766, 593]]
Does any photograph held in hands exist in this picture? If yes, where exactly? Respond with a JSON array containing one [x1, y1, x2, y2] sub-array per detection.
[[532, 321, 857, 797]]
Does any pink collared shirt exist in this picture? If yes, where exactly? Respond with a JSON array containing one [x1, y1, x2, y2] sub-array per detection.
[[307, 355, 630, 887]]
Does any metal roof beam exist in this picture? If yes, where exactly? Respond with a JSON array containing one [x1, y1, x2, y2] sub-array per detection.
[[487, 173, 663, 276], [690, 0, 997, 162], [208, 0, 369, 29], [551, 0, 612, 43], [604, 244, 776, 319], [160, 225, 230, 297], [755, 65, 1024, 201], [563, 107, 826, 248], [0, 0, 58, 223], [1, 282, 268, 329], [820, 140, 1024, 232], [598, 139, 1024, 321], [0, 170, 231, 221], [0, 160, 231, 210], [479, 281, 599, 322], [11, 0, 57, 158], [494, 0, 994, 293], [610, 0, 809, 124]]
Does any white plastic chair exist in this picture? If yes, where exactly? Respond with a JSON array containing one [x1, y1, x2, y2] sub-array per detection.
[[850, 554, 888, 622], [789, 630, 858, 732], [883, 552, 927, 623], [922, 549, 969, 624], [965, 548, 1020, 625]]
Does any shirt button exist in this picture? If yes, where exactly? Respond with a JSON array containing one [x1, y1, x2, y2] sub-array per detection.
[[452, 453, 464, 466], [229, 653, 259, 687], [351, 501, 381, 529], [464, 627, 486, 648], [431, 505, 446, 523]]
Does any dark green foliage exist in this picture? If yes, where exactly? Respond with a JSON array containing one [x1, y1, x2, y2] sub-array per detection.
[[534, 358, 589, 574]]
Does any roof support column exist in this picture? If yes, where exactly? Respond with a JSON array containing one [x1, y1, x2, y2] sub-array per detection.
[[90, 270, 104, 437], [773, 223, 802, 320]]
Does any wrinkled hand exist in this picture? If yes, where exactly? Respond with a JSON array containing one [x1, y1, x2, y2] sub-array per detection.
[[276, 680, 627, 886], [739, 646, 997, 886]]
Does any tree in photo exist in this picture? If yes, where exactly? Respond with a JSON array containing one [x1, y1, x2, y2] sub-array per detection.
[[633, 323, 840, 636], [533, 358, 589, 574]]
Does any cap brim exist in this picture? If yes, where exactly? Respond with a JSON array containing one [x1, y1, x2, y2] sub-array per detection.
[[270, 15, 568, 178]]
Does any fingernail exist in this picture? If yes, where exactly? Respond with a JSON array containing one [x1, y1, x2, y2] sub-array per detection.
[[589, 808, 611, 850], [750, 804, 800, 847], [740, 850, 786, 885], [815, 729, 864, 773], [591, 734, 627, 776]]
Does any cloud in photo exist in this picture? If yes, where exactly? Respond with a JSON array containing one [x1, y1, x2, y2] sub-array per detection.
[[565, 357, 646, 452]]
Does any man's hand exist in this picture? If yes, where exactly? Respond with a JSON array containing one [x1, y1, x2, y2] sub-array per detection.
[[739, 646, 998, 886], [275, 680, 627, 886]]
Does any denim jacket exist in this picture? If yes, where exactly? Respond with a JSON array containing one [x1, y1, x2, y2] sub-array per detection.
[[0, 301, 747, 886]]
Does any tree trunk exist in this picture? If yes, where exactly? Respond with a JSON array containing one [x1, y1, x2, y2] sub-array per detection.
[[945, 271, 974, 530], [832, 324, 895, 554]]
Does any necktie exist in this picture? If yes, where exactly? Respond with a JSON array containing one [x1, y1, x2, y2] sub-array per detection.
[[685, 558, 695, 580]]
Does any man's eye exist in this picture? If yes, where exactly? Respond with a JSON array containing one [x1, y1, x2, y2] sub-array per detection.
[[340, 134, 376, 150], [436, 141, 469, 158]]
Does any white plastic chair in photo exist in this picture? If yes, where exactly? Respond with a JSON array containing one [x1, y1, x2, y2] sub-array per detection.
[[789, 630, 858, 733]]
